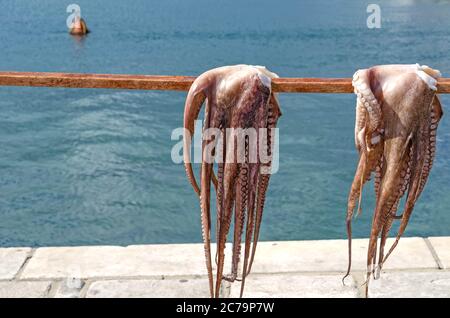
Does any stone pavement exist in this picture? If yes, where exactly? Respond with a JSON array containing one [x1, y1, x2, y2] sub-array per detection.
[[0, 237, 449, 298]]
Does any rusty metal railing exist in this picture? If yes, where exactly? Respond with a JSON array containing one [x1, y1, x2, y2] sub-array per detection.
[[1, 71, 449, 94]]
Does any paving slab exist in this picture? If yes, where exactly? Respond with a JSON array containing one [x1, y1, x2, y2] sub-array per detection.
[[428, 237, 450, 269], [21, 243, 231, 280], [86, 278, 211, 298], [230, 274, 358, 298], [0, 248, 31, 280], [0, 281, 52, 298], [368, 271, 450, 298], [249, 237, 437, 274], [54, 278, 85, 298]]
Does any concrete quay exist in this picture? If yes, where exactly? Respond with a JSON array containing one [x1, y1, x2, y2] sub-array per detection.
[[0, 236, 449, 298]]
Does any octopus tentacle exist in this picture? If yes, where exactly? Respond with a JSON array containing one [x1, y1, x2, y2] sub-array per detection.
[[224, 136, 248, 282], [199, 101, 216, 297], [344, 136, 383, 282], [214, 125, 226, 268], [375, 147, 411, 277], [352, 69, 383, 145], [211, 170, 219, 190], [247, 174, 269, 275], [183, 74, 210, 196], [416, 96, 443, 197], [376, 162, 410, 276], [199, 158, 214, 297], [382, 95, 443, 265], [376, 217, 394, 278], [354, 99, 367, 153], [345, 157, 368, 282], [183, 72, 222, 297], [246, 94, 281, 276], [215, 160, 224, 266], [345, 68, 387, 283], [380, 142, 421, 265], [240, 175, 270, 297], [239, 163, 258, 297], [381, 121, 428, 265], [183, 76, 217, 297], [367, 109, 424, 287], [372, 138, 412, 270], [215, 161, 238, 296], [374, 159, 383, 198]]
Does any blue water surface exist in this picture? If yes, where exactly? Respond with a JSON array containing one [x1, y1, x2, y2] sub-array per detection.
[[0, 0, 449, 246]]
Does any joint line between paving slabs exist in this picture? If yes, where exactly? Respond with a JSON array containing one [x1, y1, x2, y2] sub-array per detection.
[[46, 281, 61, 298], [14, 248, 36, 280], [424, 238, 445, 269]]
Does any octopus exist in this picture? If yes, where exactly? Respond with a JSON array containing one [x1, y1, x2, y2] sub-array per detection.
[[69, 17, 89, 35], [344, 64, 443, 294], [183, 65, 282, 297]]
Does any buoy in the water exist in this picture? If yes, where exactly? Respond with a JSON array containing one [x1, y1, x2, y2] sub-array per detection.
[[69, 17, 89, 35]]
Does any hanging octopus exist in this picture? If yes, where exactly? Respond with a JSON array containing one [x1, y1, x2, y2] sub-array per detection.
[[344, 64, 443, 294], [183, 65, 281, 298]]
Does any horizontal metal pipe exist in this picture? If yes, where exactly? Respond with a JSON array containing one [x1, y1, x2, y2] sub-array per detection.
[[0, 71, 449, 94]]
